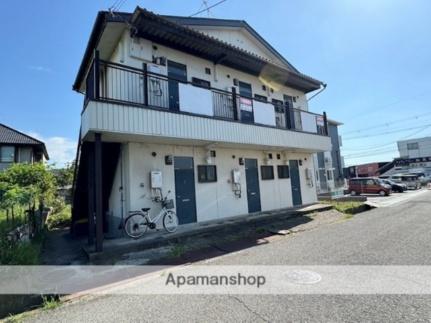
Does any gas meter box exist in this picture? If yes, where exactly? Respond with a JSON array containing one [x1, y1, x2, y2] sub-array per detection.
[[151, 171, 163, 189]]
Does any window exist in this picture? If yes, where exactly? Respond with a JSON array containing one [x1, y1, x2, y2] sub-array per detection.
[[260, 166, 274, 180], [326, 170, 333, 180], [407, 142, 419, 150], [0, 146, 15, 163], [277, 165, 290, 179], [191, 77, 210, 89], [197, 165, 217, 183], [254, 94, 267, 102]]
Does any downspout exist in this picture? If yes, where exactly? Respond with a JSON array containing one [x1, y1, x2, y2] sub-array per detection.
[[307, 83, 327, 101]]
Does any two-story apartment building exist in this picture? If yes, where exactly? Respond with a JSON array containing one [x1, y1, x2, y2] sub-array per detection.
[[0, 123, 49, 170], [71, 7, 333, 251]]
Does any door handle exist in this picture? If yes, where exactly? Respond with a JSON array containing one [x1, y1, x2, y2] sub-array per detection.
[[250, 192, 256, 195], [182, 199, 191, 202]]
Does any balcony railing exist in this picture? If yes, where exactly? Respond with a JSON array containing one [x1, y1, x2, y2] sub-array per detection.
[[84, 57, 328, 136]]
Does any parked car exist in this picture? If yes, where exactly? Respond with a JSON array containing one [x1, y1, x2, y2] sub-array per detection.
[[386, 174, 421, 190], [380, 179, 407, 193], [410, 173, 431, 185], [348, 177, 392, 196]]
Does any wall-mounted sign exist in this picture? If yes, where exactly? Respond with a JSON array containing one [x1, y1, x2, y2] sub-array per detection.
[[316, 116, 324, 126], [239, 97, 253, 112]]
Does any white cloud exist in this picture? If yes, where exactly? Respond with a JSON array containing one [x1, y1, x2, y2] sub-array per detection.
[[27, 65, 54, 73], [28, 132, 76, 167]]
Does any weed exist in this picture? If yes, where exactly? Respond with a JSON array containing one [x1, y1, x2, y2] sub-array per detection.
[[46, 205, 71, 230], [41, 295, 61, 311], [255, 227, 266, 234], [322, 200, 365, 215], [170, 244, 186, 258]]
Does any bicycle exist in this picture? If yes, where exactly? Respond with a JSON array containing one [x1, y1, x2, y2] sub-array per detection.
[[124, 190, 179, 239]]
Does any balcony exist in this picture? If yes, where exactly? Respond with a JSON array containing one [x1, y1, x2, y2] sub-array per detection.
[[81, 58, 331, 152]]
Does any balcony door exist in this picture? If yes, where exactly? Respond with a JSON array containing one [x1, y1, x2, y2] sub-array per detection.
[[168, 61, 187, 111], [238, 81, 254, 123]]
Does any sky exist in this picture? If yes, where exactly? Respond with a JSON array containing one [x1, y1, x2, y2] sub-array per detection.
[[0, 0, 430, 167]]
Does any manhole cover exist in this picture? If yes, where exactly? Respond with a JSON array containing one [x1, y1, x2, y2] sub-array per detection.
[[285, 270, 322, 284]]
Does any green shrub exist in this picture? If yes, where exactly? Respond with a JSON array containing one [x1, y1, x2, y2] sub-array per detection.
[[46, 205, 71, 230], [50, 197, 66, 215]]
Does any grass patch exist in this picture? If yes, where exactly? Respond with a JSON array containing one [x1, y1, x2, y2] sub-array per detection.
[[41, 295, 61, 311], [0, 208, 27, 233], [46, 205, 71, 230], [255, 227, 266, 234], [170, 244, 186, 258], [6, 312, 29, 323], [322, 200, 366, 215], [0, 232, 44, 265]]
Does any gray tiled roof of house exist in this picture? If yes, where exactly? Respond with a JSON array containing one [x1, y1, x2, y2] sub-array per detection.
[[0, 123, 42, 145], [0, 123, 49, 159]]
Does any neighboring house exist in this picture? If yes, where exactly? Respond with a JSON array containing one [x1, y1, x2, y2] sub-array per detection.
[[379, 136, 431, 177], [313, 119, 344, 195], [71, 8, 333, 250], [397, 136, 431, 159], [0, 123, 49, 170]]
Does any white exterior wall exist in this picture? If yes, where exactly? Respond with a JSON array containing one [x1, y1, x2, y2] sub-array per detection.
[[107, 142, 317, 235], [109, 31, 309, 111], [186, 26, 284, 66]]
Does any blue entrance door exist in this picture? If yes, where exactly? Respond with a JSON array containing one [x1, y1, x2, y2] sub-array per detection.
[[245, 159, 261, 213], [174, 157, 197, 224], [289, 160, 302, 206]]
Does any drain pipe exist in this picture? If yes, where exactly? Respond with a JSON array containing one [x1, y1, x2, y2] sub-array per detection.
[[307, 83, 327, 101]]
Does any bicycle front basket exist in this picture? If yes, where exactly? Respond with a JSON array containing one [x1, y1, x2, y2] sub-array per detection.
[[164, 199, 175, 209]]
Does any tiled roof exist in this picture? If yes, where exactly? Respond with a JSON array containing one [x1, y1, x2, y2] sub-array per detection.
[[0, 124, 42, 145], [0, 123, 49, 159]]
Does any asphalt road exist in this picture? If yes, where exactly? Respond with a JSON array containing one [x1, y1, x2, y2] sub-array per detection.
[[25, 191, 431, 322]]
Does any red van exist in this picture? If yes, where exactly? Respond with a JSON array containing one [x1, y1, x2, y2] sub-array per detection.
[[348, 177, 391, 196]]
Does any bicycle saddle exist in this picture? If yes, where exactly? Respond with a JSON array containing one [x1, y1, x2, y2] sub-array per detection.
[[141, 208, 151, 212]]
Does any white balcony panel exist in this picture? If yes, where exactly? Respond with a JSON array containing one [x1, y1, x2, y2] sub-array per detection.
[[179, 83, 213, 116], [301, 111, 318, 133], [253, 101, 276, 126], [82, 101, 331, 152]]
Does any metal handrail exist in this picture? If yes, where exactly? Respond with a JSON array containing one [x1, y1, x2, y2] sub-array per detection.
[[87, 59, 328, 135]]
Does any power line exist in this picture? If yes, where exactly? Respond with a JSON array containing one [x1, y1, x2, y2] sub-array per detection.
[[344, 138, 431, 159], [190, 0, 228, 17], [351, 91, 428, 119], [343, 124, 431, 140], [342, 126, 431, 151], [109, 0, 127, 12], [109, 0, 122, 11], [343, 112, 431, 135]]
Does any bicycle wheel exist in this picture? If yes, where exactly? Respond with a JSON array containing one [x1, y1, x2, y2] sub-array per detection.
[[163, 210, 178, 233], [124, 213, 148, 239]]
